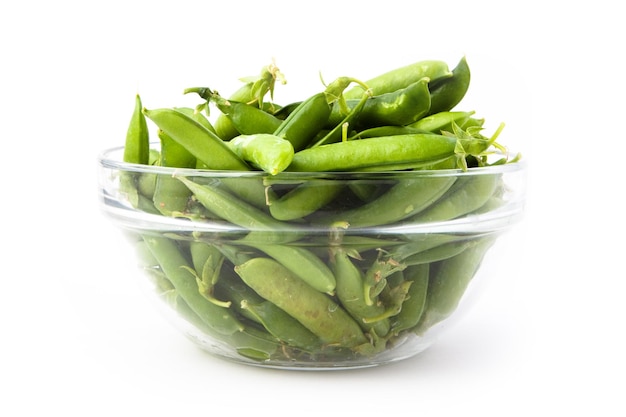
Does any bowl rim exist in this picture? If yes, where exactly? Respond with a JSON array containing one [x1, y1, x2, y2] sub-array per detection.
[[97, 144, 526, 179]]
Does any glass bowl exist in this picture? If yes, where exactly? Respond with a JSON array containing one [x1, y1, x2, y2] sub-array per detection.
[[98, 145, 526, 370]]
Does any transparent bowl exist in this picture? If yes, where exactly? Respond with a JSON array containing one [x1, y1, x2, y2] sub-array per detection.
[[98, 145, 526, 370]]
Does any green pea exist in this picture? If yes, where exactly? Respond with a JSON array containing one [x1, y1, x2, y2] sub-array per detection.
[[235, 257, 368, 348]]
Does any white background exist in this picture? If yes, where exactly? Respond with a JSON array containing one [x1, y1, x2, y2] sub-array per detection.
[[2, 0, 624, 415]]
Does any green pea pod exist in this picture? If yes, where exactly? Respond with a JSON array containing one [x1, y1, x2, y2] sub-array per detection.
[[220, 177, 270, 211], [229, 327, 281, 361], [312, 90, 371, 147], [235, 257, 368, 348], [401, 240, 476, 266], [391, 263, 429, 334], [409, 173, 500, 222], [188, 241, 231, 307], [349, 125, 428, 140], [240, 299, 322, 352], [143, 107, 250, 171], [273, 76, 365, 151], [142, 235, 244, 335], [214, 97, 282, 135], [213, 110, 240, 141], [123, 94, 150, 165], [343, 60, 453, 99], [317, 176, 456, 228], [156, 284, 278, 361], [363, 252, 406, 305], [273, 92, 331, 151], [228, 134, 294, 175], [173, 107, 217, 134], [214, 267, 266, 322], [266, 180, 345, 221], [427, 56, 471, 115], [416, 236, 496, 331], [176, 176, 299, 243], [288, 134, 459, 172], [207, 62, 286, 140], [328, 77, 431, 129], [390, 233, 474, 261], [408, 111, 475, 134], [272, 101, 302, 119], [331, 249, 391, 337], [152, 129, 196, 216], [214, 270, 322, 352], [247, 243, 336, 294], [120, 94, 150, 208]]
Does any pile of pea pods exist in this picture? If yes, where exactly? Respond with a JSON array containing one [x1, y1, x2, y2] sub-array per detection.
[[118, 57, 521, 364]]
